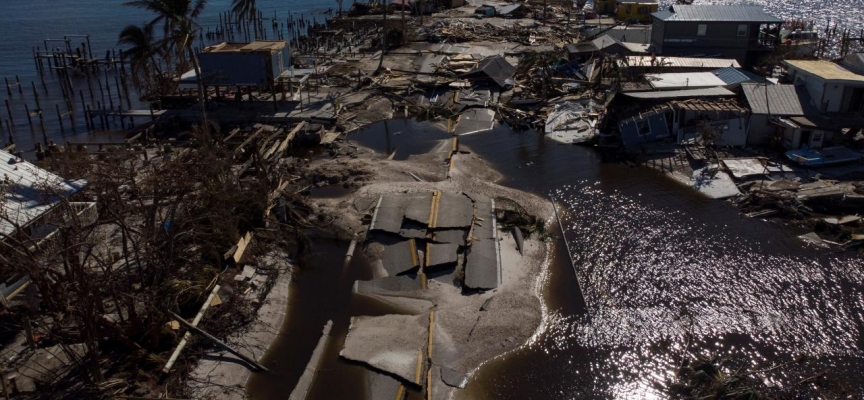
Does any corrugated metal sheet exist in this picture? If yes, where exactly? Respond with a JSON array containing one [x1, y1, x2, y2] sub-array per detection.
[[652, 5, 783, 23], [646, 72, 727, 90], [623, 87, 734, 99], [712, 67, 766, 86], [741, 83, 808, 115], [623, 56, 740, 69], [0, 150, 87, 235]]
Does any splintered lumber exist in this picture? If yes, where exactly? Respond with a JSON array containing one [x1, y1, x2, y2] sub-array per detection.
[[168, 311, 268, 372], [163, 285, 221, 373]]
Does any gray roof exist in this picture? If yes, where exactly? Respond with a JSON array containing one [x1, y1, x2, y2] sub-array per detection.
[[741, 83, 812, 115], [497, 4, 526, 15], [592, 35, 625, 50], [0, 150, 87, 236], [461, 56, 516, 88], [652, 5, 783, 23], [622, 87, 734, 99], [712, 67, 767, 86]]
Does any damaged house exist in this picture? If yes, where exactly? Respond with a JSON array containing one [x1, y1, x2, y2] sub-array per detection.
[[614, 88, 749, 147], [740, 82, 835, 149], [0, 150, 93, 305], [783, 56, 864, 114]]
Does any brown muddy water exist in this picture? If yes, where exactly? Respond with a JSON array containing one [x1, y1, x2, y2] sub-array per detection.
[[249, 122, 864, 399], [245, 234, 419, 399]]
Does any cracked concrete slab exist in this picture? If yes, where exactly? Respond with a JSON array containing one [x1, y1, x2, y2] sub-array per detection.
[[371, 195, 407, 234], [381, 239, 420, 275], [356, 273, 424, 293], [288, 320, 333, 400], [436, 193, 474, 229], [440, 366, 468, 388], [404, 194, 433, 224], [340, 314, 429, 385], [431, 229, 467, 246], [425, 243, 460, 268], [465, 196, 499, 290]]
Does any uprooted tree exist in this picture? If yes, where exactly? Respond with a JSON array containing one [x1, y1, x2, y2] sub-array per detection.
[[0, 127, 305, 397]]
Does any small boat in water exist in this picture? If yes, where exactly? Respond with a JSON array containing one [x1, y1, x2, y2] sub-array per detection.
[[785, 145, 864, 167]]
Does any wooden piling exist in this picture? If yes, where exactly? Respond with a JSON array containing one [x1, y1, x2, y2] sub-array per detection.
[[5, 100, 13, 125], [56, 104, 65, 134], [15, 76, 22, 95], [23, 103, 32, 126], [5, 77, 11, 96]]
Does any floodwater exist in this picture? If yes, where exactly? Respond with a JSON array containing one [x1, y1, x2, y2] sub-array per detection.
[[277, 122, 864, 399], [245, 233, 415, 399], [456, 126, 864, 398], [348, 119, 452, 160]]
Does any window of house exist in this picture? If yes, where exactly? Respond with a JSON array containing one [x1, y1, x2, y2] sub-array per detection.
[[697, 24, 707, 36], [636, 119, 651, 136], [737, 24, 748, 37]]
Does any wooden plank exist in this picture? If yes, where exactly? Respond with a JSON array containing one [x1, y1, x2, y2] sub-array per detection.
[[234, 127, 265, 154]]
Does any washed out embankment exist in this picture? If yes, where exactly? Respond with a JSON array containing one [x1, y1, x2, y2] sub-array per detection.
[[277, 133, 556, 399]]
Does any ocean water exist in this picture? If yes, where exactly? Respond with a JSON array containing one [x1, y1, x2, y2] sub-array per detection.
[[1, 2, 863, 399], [0, 0, 330, 152]]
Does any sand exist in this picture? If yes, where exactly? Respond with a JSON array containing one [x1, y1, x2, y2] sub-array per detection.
[[305, 138, 553, 398]]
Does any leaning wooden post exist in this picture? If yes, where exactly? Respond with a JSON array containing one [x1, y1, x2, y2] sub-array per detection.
[[56, 104, 65, 133], [167, 311, 269, 372], [163, 285, 221, 373]]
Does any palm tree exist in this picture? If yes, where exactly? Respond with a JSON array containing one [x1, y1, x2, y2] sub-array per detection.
[[118, 24, 164, 93], [231, 0, 258, 39], [375, 0, 388, 75], [124, 0, 210, 132], [123, 0, 208, 69]]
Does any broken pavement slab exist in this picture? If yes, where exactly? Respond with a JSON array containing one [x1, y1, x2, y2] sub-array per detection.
[[425, 243, 460, 268], [288, 320, 333, 400], [340, 314, 429, 385], [381, 239, 420, 276], [432, 229, 468, 246], [434, 192, 475, 229], [370, 195, 407, 234], [465, 196, 500, 290]]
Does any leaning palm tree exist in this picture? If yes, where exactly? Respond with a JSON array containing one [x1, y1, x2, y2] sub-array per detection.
[[125, 0, 210, 132], [171, 17, 211, 135], [124, 0, 208, 69], [231, 0, 258, 39], [118, 24, 164, 93]]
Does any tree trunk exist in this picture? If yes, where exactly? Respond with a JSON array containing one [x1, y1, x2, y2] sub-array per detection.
[[188, 45, 210, 135], [376, 1, 387, 74]]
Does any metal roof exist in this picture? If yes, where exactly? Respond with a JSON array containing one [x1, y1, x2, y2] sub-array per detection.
[[622, 87, 734, 99], [652, 5, 783, 23], [711, 67, 767, 86], [461, 55, 515, 88], [204, 40, 286, 53], [784, 60, 864, 83], [646, 72, 727, 90], [0, 150, 87, 236], [622, 56, 741, 69], [741, 83, 810, 115], [497, 4, 526, 15]]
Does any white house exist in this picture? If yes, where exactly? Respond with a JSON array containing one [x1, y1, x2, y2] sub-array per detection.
[[784, 56, 864, 114]]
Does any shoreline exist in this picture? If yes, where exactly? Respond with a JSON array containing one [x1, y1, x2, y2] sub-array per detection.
[[290, 136, 555, 398]]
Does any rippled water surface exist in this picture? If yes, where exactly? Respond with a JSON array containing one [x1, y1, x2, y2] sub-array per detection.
[[458, 127, 864, 399]]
